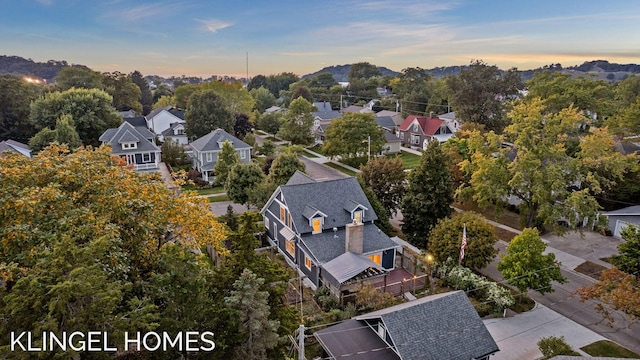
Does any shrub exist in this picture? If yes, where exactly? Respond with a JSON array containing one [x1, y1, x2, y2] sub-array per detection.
[[537, 336, 579, 359]]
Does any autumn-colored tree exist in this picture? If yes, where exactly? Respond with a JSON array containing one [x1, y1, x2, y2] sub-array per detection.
[[0, 145, 227, 357], [576, 268, 640, 326]]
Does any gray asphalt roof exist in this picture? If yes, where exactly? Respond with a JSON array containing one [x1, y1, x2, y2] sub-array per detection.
[[384, 131, 401, 142], [0, 140, 31, 156], [279, 176, 377, 235], [189, 129, 251, 152], [299, 224, 397, 264], [314, 319, 398, 360], [355, 291, 499, 360], [376, 115, 397, 129], [123, 116, 147, 127], [602, 205, 640, 215], [100, 121, 160, 154], [161, 122, 185, 136], [312, 110, 342, 121], [322, 252, 382, 285], [285, 171, 316, 185]]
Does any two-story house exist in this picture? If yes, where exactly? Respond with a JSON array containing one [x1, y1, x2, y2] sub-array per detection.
[[189, 129, 252, 183], [397, 113, 455, 150], [99, 121, 161, 171], [145, 106, 185, 141], [261, 171, 399, 294]]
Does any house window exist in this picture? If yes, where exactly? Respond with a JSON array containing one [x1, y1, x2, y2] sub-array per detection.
[[368, 253, 381, 265], [412, 123, 418, 132], [240, 150, 246, 159], [280, 206, 286, 222], [353, 210, 363, 224], [142, 153, 151, 162], [176, 128, 185, 135], [206, 153, 213, 163], [122, 142, 137, 149], [288, 214, 293, 228], [264, 216, 269, 230], [304, 255, 312, 270], [312, 218, 322, 234], [286, 238, 295, 256], [411, 134, 420, 145], [398, 131, 403, 139]]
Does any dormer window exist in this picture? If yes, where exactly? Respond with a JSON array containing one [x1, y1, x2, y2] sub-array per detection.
[[354, 210, 363, 224], [122, 142, 137, 149], [311, 217, 322, 234], [176, 128, 185, 135]]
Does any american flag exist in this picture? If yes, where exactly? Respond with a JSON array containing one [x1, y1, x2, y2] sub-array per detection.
[[460, 223, 467, 262]]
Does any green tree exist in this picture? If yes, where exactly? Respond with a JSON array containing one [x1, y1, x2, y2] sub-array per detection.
[[461, 98, 632, 232], [153, 84, 173, 104], [0, 74, 39, 142], [358, 156, 406, 216], [348, 62, 382, 82], [213, 140, 240, 186], [153, 94, 175, 108], [392, 67, 436, 115], [308, 72, 338, 89], [427, 212, 498, 269], [526, 70, 613, 124], [226, 162, 266, 206], [103, 71, 143, 113], [257, 112, 283, 135], [322, 113, 385, 164], [498, 228, 565, 297], [612, 225, 640, 275], [267, 151, 306, 185], [358, 177, 393, 236], [29, 88, 122, 146], [265, 72, 299, 97], [185, 89, 235, 139], [401, 140, 454, 248], [130, 70, 153, 114], [247, 74, 268, 91], [54, 66, 105, 90], [161, 137, 188, 167], [446, 60, 523, 132], [250, 86, 277, 113], [28, 127, 57, 152], [259, 140, 276, 156], [224, 269, 283, 360], [278, 97, 314, 145], [243, 133, 256, 149]]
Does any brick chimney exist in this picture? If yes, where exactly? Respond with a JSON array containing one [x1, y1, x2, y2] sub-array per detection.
[[345, 220, 364, 254]]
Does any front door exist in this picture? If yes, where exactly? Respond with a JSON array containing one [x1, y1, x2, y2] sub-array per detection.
[[125, 154, 135, 165]]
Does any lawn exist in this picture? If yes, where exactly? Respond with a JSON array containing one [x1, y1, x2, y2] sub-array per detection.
[[308, 144, 326, 155], [207, 194, 229, 202], [454, 201, 524, 232], [389, 151, 422, 169], [302, 149, 319, 158], [182, 185, 225, 196], [324, 161, 357, 176], [581, 340, 640, 358]]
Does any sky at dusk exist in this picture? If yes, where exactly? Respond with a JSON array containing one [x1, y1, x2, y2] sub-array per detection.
[[2, 0, 640, 78]]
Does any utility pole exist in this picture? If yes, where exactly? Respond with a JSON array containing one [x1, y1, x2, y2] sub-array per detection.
[[298, 324, 305, 360]]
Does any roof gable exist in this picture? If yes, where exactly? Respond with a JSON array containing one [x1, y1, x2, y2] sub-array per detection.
[[100, 121, 160, 153], [278, 176, 377, 235], [189, 129, 251, 152], [355, 291, 499, 360], [398, 115, 445, 136]]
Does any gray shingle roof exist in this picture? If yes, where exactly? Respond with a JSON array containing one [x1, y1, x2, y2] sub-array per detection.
[[355, 291, 499, 360], [146, 106, 174, 119], [602, 205, 640, 216], [279, 176, 377, 235], [100, 121, 160, 154], [376, 115, 397, 130], [299, 224, 397, 264], [312, 110, 342, 121], [161, 122, 185, 137], [124, 116, 147, 128], [285, 171, 317, 185], [189, 129, 251, 152], [384, 131, 401, 143], [313, 101, 332, 112], [314, 319, 397, 360]]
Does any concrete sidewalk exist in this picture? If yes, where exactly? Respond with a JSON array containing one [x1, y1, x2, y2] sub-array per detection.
[[484, 303, 606, 360]]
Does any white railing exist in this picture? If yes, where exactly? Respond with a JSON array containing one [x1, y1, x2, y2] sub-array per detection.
[[133, 162, 159, 171]]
